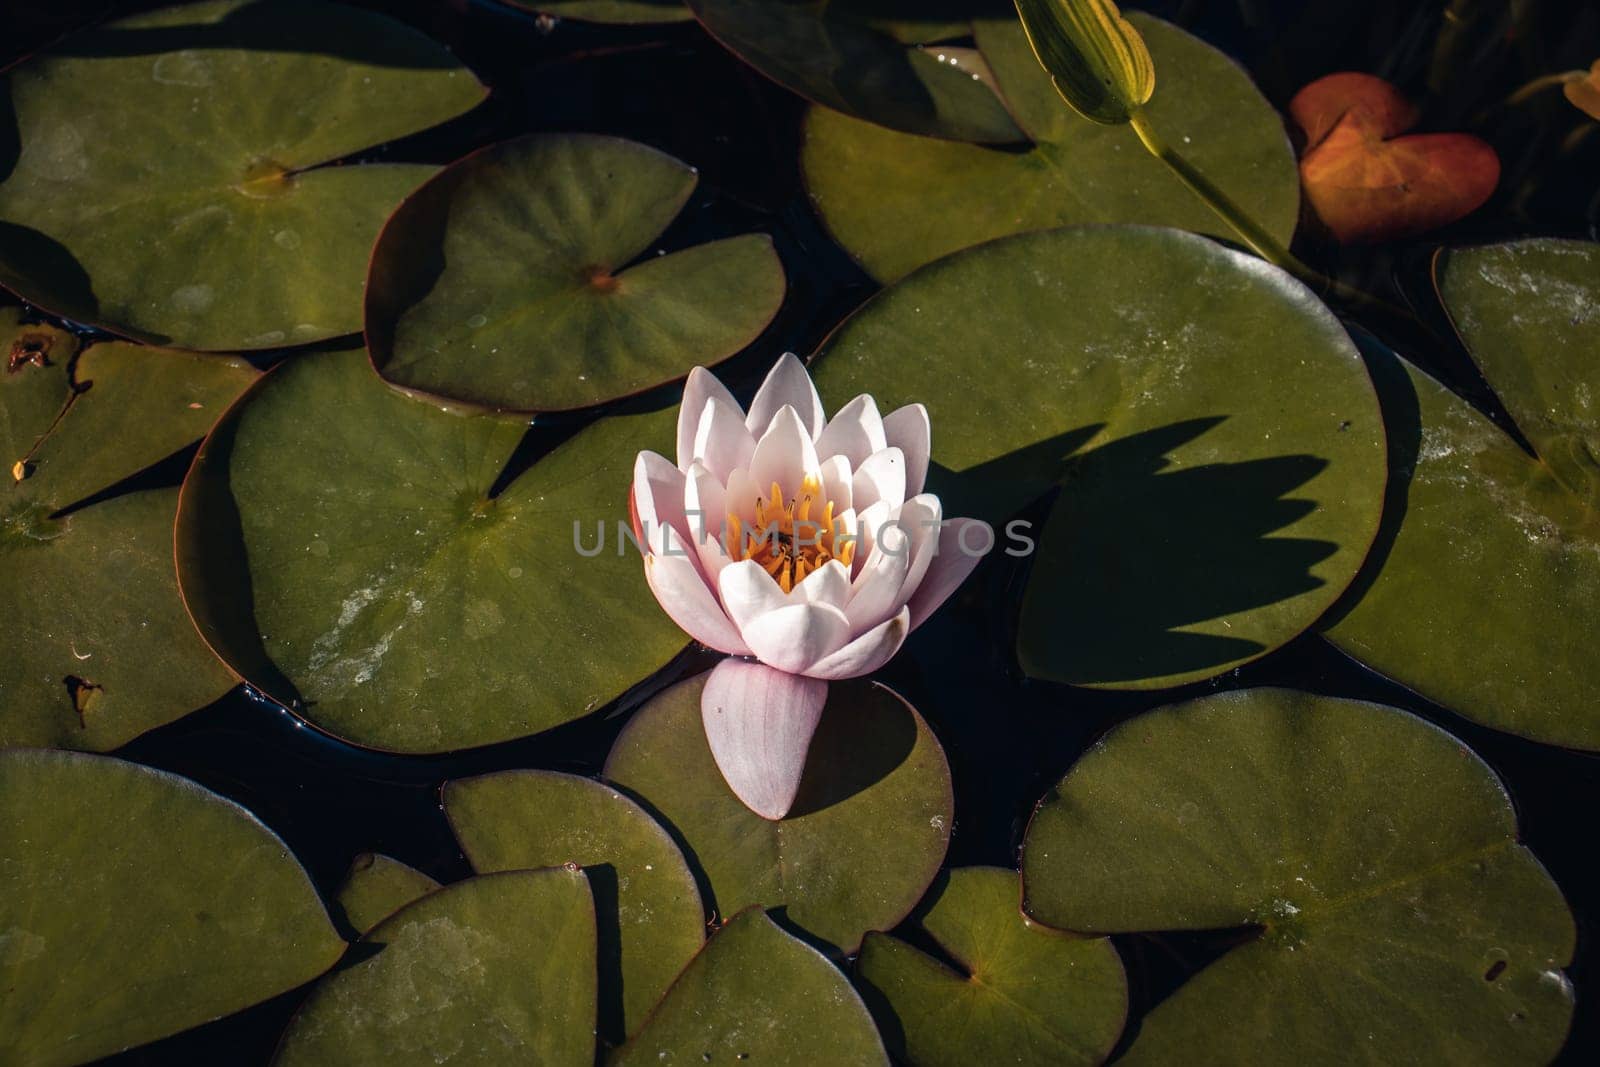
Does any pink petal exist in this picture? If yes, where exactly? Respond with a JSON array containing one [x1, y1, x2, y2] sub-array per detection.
[[806, 608, 910, 680], [718, 559, 788, 631], [746, 353, 824, 439], [814, 394, 887, 469], [645, 547, 748, 655], [792, 559, 850, 610], [693, 393, 756, 483], [818, 455, 854, 513], [748, 405, 820, 501], [677, 367, 743, 471], [851, 500, 891, 581], [723, 467, 762, 528], [700, 660, 828, 820], [740, 602, 852, 675], [843, 518, 913, 632], [907, 518, 989, 630], [683, 461, 726, 556], [883, 404, 931, 496], [852, 447, 906, 513], [633, 451, 688, 556], [896, 494, 944, 598]]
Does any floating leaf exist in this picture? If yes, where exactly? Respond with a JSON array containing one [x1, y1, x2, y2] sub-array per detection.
[[1324, 239, 1600, 749], [1290, 72, 1499, 243], [176, 349, 687, 753], [801, 15, 1298, 282], [445, 769, 704, 1042], [2, 317, 256, 750], [1564, 60, 1600, 120], [367, 134, 785, 412], [0, 0, 486, 350], [686, 0, 1024, 143], [1013, 0, 1154, 124], [856, 866, 1126, 1066], [276, 868, 597, 1066], [604, 671, 952, 955], [812, 226, 1386, 689], [1021, 688, 1575, 1064], [613, 908, 889, 1065], [0, 749, 345, 1066], [333, 853, 440, 936], [511, 0, 692, 24]]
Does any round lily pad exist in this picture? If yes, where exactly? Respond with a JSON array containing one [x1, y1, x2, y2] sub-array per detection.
[[855, 866, 1127, 1067], [811, 225, 1386, 689], [333, 852, 441, 936], [175, 348, 688, 753], [0, 749, 346, 1067], [801, 14, 1300, 282], [603, 671, 952, 955], [0, 0, 486, 350], [1323, 239, 1600, 749], [686, 0, 1024, 143], [613, 908, 889, 1065], [2, 319, 257, 751], [512, 1, 691, 24], [1021, 688, 1576, 1065], [367, 134, 786, 411], [275, 868, 597, 1066], [444, 769, 705, 1042]]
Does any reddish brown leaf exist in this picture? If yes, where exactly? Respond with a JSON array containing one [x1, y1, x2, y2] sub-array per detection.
[[1290, 71, 1417, 147], [1565, 61, 1600, 121]]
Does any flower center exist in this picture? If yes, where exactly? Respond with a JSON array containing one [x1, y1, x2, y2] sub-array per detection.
[[726, 473, 855, 593]]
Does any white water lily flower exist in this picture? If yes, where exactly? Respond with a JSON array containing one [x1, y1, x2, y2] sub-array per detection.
[[630, 353, 983, 819]]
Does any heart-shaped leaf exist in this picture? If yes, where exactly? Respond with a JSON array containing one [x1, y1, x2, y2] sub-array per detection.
[[1323, 239, 1600, 749], [444, 769, 705, 1042], [333, 852, 441, 936], [801, 14, 1299, 282], [812, 225, 1386, 689], [367, 134, 785, 412], [686, 0, 1024, 143], [1564, 60, 1600, 120], [0, 0, 486, 350], [175, 348, 687, 753], [613, 907, 889, 1065], [275, 868, 597, 1066], [0, 749, 346, 1066], [1021, 688, 1575, 1065], [1290, 72, 1499, 243], [856, 866, 1126, 1066], [604, 671, 952, 955]]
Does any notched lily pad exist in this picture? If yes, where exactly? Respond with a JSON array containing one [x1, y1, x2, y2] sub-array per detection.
[[176, 348, 686, 753], [333, 852, 441, 936], [1021, 689, 1576, 1065], [0, 749, 346, 1067], [1324, 239, 1600, 749], [855, 866, 1126, 1067], [802, 14, 1300, 282], [613, 907, 889, 1065], [603, 671, 952, 956], [275, 868, 597, 1066], [444, 769, 704, 1042], [367, 134, 785, 411], [2, 314, 256, 750], [0, 0, 487, 350], [812, 225, 1386, 689]]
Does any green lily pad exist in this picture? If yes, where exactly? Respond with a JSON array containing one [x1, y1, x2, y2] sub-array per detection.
[[1021, 688, 1576, 1066], [811, 225, 1386, 689], [0, 749, 346, 1067], [2, 318, 256, 751], [613, 907, 889, 1065], [275, 868, 597, 1066], [855, 866, 1126, 1067], [801, 14, 1300, 283], [333, 853, 441, 935], [511, 1, 692, 24], [444, 769, 705, 1042], [603, 672, 952, 955], [1323, 239, 1600, 749], [0, 0, 486, 350], [367, 134, 786, 411], [175, 348, 686, 753], [686, 0, 1024, 143]]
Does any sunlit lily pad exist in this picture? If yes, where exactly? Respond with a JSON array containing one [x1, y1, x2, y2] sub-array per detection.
[[686, 0, 1023, 142], [2, 316, 256, 750], [367, 134, 785, 411], [511, 0, 691, 24], [801, 14, 1299, 282], [613, 907, 889, 1065], [176, 348, 687, 753], [0, 0, 486, 350], [1021, 689, 1576, 1065], [0, 749, 345, 1067], [333, 852, 440, 935], [855, 866, 1126, 1066], [604, 671, 952, 955], [1323, 239, 1600, 749], [276, 868, 597, 1066], [444, 769, 704, 1041], [812, 225, 1386, 689]]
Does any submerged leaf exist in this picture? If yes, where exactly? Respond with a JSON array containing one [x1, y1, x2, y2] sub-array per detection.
[[1013, 0, 1154, 123]]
